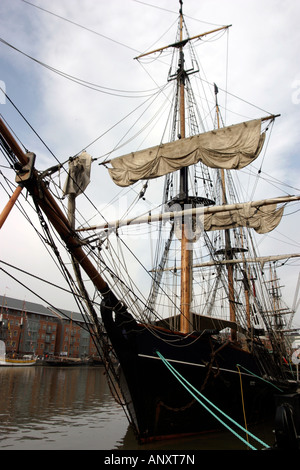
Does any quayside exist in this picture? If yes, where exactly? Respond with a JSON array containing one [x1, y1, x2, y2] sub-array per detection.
[[1, 0, 300, 447]]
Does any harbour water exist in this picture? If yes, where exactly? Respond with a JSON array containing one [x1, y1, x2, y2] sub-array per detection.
[[0, 365, 274, 451]]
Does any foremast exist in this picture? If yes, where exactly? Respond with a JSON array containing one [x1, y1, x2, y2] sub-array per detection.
[[178, 1, 192, 334], [136, 1, 230, 334]]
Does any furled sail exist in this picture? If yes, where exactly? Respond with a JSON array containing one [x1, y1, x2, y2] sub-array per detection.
[[108, 119, 265, 187], [174, 203, 283, 241], [77, 195, 298, 235], [63, 151, 92, 197], [202, 203, 284, 234]]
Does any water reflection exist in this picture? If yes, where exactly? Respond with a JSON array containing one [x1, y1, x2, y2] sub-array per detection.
[[0, 366, 128, 450], [0, 366, 275, 450]]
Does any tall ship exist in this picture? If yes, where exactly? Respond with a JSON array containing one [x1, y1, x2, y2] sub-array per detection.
[[1, 1, 299, 446]]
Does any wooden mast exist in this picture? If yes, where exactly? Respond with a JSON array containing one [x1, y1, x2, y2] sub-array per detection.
[[136, 2, 230, 334], [0, 3, 232, 338], [178, 0, 192, 333], [215, 85, 237, 340]]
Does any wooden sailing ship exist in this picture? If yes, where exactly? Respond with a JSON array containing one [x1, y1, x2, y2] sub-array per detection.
[[1, 1, 300, 446]]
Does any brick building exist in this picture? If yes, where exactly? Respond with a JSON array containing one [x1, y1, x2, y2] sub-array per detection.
[[0, 295, 99, 359]]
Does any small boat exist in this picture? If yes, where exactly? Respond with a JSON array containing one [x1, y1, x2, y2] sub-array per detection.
[[0, 341, 36, 366], [44, 356, 89, 367]]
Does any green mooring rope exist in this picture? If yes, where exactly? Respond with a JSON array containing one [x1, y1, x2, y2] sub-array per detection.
[[236, 363, 283, 392], [156, 350, 270, 450]]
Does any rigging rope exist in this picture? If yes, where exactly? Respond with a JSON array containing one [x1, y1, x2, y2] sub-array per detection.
[[22, 0, 140, 55], [156, 350, 270, 450], [0, 37, 157, 99], [236, 365, 250, 446]]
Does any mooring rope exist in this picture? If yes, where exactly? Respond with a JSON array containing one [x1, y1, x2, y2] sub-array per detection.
[[236, 364, 250, 445], [236, 363, 283, 392], [156, 350, 270, 450]]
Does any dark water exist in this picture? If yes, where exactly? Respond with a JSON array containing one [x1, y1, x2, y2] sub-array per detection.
[[0, 366, 274, 451]]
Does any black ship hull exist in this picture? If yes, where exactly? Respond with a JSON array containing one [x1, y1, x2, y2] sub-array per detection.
[[101, 305, 295, 443]]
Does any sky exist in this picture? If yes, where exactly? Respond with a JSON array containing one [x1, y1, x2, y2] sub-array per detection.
[[0, 0, 300, 325]]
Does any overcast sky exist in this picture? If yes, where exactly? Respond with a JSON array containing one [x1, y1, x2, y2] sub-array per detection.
[[0, 0, 300, 325]]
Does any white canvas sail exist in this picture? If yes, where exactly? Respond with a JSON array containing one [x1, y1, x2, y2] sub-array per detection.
[[63, 151, 92, 197], [108, 119, 265, 187], [77, 195, 295, 235], [203, 203, 284, 234]]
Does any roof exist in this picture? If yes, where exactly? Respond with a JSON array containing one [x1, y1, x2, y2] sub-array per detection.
[[47, 306, 92, 324], [0, 295, 88, 322], [0, 295, 53, 316]]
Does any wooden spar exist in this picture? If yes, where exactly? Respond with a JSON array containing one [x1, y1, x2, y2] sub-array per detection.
[[149, 253, 300, 272], [0, 117, 110, 299], [76, 194, 300, 232], [134, 25, 231, 60], [0, 185, 23, 229], [0, 118, 28, 166], [100, 114, 280, 168], [0, 119, 25, 228]]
